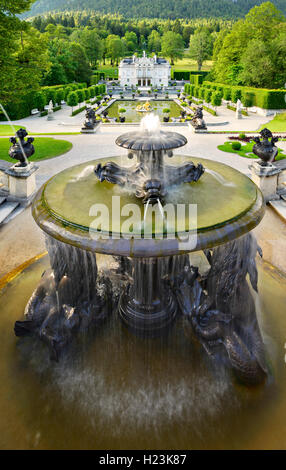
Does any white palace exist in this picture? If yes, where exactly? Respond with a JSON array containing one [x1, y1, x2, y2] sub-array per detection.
[[119, 52, 171, 88]]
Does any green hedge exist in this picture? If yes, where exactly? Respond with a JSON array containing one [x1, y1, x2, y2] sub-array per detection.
[[223, 87, 232, 101], [199, 87, 205, 100], [231, 87, 242, 103], [53, 105, 61, 112], [204, 89, 212, 104], [71, 105, 87, 116], [185, 80, 285, 110], [1, 82, 89, 121], [203, 81, 285, 110], [241, 90, 255, 108], [91, 74, 99, 85], [184, 83, 191, 94], [190, 74, 204, 86], [190, 71, 208, 77], [203, 105, 217, 116], [227, 104, 248, 116], [0, 92, 35, 120], [172, 70, 192, 80]]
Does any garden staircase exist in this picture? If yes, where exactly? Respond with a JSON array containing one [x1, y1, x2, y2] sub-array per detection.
[[0, 195, 21, 226]]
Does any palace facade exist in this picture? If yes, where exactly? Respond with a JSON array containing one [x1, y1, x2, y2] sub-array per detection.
[[119, 52, 171, 88]]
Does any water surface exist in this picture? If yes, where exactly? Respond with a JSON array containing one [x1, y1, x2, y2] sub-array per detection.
[[107, 100, 182, 122], [0, 256, 285, 449]]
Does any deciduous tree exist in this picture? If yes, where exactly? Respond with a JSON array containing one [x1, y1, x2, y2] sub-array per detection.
[[161, 31, 184, 65], [189, 31, 212, 71]]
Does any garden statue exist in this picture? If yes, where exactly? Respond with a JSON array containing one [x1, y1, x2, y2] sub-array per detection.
[[236, 99, 242, 119], [253, 128, 278, 165], [81, 107, 99, 133], [82, 107, 96, 130], [9, 128, 35, 168], [191, 106, 207, 130], [47, 100, 54, 121]]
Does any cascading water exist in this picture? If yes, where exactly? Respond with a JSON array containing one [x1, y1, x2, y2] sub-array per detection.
[[14, 114, 267, 386], [15, 236, 109, 360]]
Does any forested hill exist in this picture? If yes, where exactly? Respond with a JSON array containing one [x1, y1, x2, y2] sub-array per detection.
[[23, 0, 286, 19]]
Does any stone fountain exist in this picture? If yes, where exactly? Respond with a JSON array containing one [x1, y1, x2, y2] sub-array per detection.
[[15, 115, 266, 385]]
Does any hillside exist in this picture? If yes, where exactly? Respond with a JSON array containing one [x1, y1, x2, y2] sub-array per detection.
[[23, 0, 286, 20]]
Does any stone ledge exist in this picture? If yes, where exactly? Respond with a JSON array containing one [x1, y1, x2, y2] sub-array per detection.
[[6, 192, 37, 208], [5, 164, 39, 179], [250, 162, 281, 177], [274, 160, 286, 171], [269, 200, 286, 223], [0, 161, 13, 171]]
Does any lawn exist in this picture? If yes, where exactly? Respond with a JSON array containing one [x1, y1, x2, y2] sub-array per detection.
[[172, 58, 213, 72], [0, 124, 26, 136], [95, 65, 119, 78], [0, 137, 73, 163], [218, 141, 286, 160], [259, 113, 286, 133]]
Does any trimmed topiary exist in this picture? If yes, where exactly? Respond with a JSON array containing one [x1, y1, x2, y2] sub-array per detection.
[[232, 142, 242, 150], [223, 87, 232, 101], [211, 91, 222, 108]]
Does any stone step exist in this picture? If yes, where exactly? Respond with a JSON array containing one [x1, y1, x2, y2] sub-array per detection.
[[269, 200, 286, 223], [0, 202, 19, 225], [2, 204, 25, 225], [0, 196, 6, 206]]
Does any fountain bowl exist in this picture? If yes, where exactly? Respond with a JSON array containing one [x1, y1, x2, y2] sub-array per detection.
[[32, 155, 265, 258]]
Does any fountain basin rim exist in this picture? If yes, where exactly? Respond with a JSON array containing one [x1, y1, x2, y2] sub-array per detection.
[[40, 181, 260, 237], [32, 184, 265, 258], [38, 155, 263, 242], [115, 130, 187, 151]]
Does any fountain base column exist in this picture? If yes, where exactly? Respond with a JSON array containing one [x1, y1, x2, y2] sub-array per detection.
[[119, 256, 178, 333]]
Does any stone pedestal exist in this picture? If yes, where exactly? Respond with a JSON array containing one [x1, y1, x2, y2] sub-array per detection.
[[250, 161, 281, 202], [81, 128, 97, 134], [5, 164, 39, 206], [274, 160, 286, 195], [189, 125, 208, 134], [0, 169, 9, 195], [81, 122, 100, 134], [47, 110, 54, 121], [236, 109, 242, 119]]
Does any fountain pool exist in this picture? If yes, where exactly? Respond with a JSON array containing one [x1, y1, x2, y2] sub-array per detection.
[[0, 256, 286, 449], [106, 100, 182, 122], [2, 118, 285, 449]]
